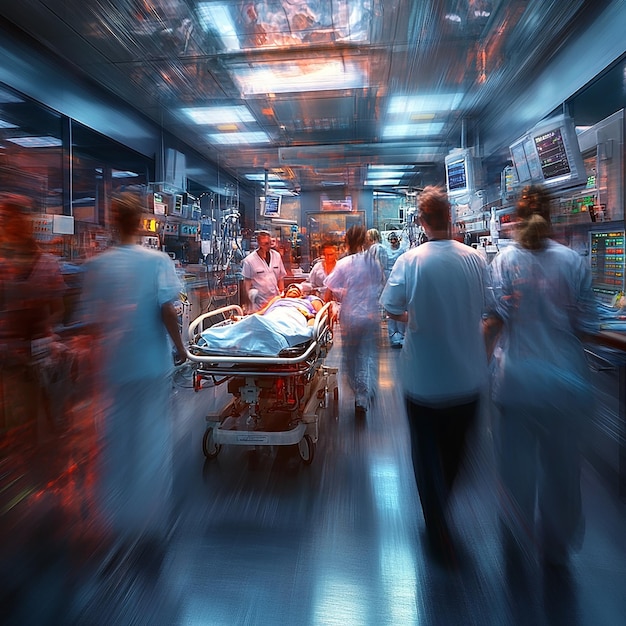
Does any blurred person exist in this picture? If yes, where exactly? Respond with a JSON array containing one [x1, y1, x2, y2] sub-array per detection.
[[306, 242, 338, 298], [0, 193, 66, 438], [81, 192, 187, 578], [385, 231, 406, 348], [485, 184, 598, 568], [380, 186, 492, 563], [242, 230, 286, 312], [365, 228, 388, 274], [324, 225, 384, 417]]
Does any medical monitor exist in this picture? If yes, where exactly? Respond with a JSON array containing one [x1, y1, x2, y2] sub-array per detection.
[[445, 148, 480, 199], [509, 137, 532, 184], [153, 191, 167, 215], [590, 230, 625, 304], [529, 115, 586, 190], [262, 195, 281, 217], [501, 165, 518, 201]]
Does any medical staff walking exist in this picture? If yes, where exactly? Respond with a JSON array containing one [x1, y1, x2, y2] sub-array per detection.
[[324, 225, 384, 417], [381, 186, 492, 564], [81, 192, 187, 581], [485, 184, 598, 568], [242, 230, 287, 312], [385, 231, 406, 348]]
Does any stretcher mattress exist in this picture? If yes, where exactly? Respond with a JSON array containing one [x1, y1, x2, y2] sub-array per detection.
[[195, 308, 314, 357]]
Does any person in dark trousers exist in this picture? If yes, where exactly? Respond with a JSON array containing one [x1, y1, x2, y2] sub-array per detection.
[[380, 186, 492, 564]]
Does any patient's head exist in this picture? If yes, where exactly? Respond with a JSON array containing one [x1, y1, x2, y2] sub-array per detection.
[[285, 283, 303, 298]]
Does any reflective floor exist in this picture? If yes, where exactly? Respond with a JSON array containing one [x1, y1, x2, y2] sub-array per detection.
[[2, 327, 626, 625]]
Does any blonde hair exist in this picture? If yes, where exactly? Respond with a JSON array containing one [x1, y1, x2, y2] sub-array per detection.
[[366, 228, 381, 243]]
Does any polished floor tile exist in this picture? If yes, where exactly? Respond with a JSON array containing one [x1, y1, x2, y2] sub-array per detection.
[[2, 330, 626, 625]]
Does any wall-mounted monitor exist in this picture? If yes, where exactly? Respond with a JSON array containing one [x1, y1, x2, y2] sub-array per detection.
[[501, 165, 518, 201], [590, 230, 625, 304], [445, 148, 481, 199], [171, 193, 183, 216], [153, 191, 167, 215], [528, 115, 586, 190], [508, 134, 543, 185], [509, 137, 532, 184], [321, 196, 353, 211], [262, 195, 282, 217]]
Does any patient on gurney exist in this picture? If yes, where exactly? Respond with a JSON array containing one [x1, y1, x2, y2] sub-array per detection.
[[195, 283, 324, 356]]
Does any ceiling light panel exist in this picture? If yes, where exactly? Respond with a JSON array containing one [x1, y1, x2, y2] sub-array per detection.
[[5, 136, 62, 148], [388, 94, 464, 115], [245, 173, 282, 181], [231, 59, 369, 95], [364, 179, 401, 186], [0, 119, 18, 129], [181, 106, 255, 125], [366, 169, 409, 179], [207, 131, 271, 145], [382, 123, 445, 138]]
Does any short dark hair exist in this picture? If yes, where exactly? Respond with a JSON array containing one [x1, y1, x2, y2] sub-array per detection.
[[418, 186, 450, 232], [111, 192, 143, 236]]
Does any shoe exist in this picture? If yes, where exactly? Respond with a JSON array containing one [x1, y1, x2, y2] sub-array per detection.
[[391, 342, 402, 349], [355, 402, 367, 417]]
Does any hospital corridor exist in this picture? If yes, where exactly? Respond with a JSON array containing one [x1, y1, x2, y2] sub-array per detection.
[[0, 323, 625, 625]]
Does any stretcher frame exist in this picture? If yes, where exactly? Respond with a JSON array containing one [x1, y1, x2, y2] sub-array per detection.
[[186, 302, 338, 464]]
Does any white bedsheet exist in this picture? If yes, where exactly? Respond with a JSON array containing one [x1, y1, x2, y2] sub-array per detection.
[[197, 307, 314, 356]]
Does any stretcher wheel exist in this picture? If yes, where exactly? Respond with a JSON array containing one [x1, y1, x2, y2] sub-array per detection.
[[202, 427, 222, 459], [297, 434, 315, 465]]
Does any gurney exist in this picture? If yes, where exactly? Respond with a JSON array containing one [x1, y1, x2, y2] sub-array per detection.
[[186, 302, 338, 465]]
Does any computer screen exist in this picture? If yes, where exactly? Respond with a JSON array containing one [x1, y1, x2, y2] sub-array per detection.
[[590, 230, 625, 303], [446, 156, 467, 192], [263, 195, 281, 217], [529, 115, 586, 189], [510, 139, 531, 183]]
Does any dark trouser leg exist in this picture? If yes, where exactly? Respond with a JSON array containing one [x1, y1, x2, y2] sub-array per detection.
[[405, 396, 479, 535]]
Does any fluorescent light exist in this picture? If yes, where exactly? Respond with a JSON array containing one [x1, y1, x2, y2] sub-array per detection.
[[232, 59, 368, 95], [181, 106, 254, 125], [6, 136, 62, 148], [245, 173, 282, 181], [197, 3, 240, 51], [365, 179, 401, 186], [207, 131, 271, 145], [0, 119, 18, 129], [367, 169, 408, 179], [368, 164, 414, 170], [388, 93, 463, 114], [383, 123, 445, 138]]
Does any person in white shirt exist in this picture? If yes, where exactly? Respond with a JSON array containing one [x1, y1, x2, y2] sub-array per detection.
[[380, 186, 492, 563], [486, 184, 598, 568], [81, 192, 187, 576], [384, 231, 406, 347], [325, 225, 384, 416], [307, 242, 338, 298], [241, 231, 287, 312]]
